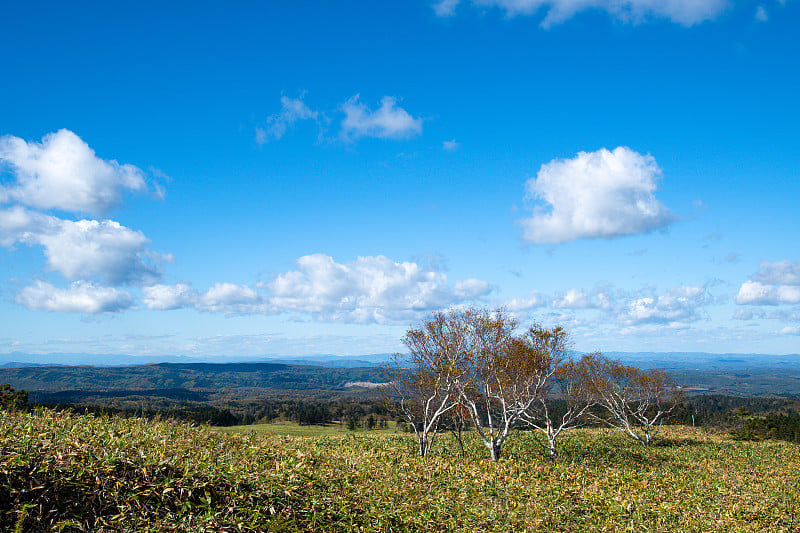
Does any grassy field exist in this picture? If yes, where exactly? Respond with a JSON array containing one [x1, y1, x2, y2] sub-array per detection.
[[213, 420, 398, 437], [2, 408, 799, 532]]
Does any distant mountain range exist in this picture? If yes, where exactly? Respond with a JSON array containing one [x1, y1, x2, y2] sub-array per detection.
[[602, 352, 800, 370], [2, 350, 799, 370], [2, 352, 800, 398], [0, 362, 382, 398], [0, 352, 392, 369]]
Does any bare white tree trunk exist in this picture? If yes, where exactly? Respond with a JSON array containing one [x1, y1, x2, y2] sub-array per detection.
[[401, 388, 456, 457], [461, 381, 536, 462], [523, 395, 593, 458], [586, 358, 680, 446]]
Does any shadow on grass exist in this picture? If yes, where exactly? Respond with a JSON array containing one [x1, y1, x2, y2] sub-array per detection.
[[502, 429, 719, 467], [391, 427, 720, 468], [650, 436, 709, 448]]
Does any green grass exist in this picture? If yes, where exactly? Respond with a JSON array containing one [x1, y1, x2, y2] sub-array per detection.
[[2, 408, 799, 532], [213, 420, 398, 437], [213, 420, 346, 437]]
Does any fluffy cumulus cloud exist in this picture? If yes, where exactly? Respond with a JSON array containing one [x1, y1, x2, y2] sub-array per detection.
[[734, 281, 800, 306], [434, 0, 728, 27], [142, 283, 266, 314], [0, 130, 172, 314], [340, 96, 423, 141], [141, 254, 490, 322], [196, 283, 265, 314], [505, 291, 548, 312], [0, 205, 39, 246], [0, 207, 165, 285], [504, 286, 612, 315], [256, 96, 319, 144], [735, 260, 800, 305], [504, 284, 716, 337], [141, 284, 197, 311], [0, 129, 147, 216], [551, 288, 611, 309], [16, 280, 133, 313], [520, 147, 674, 244], [269, 253, 490, 323], [618, 286, 708, 325], [454, 278, 492, 299], [751, 260, 800, 286]]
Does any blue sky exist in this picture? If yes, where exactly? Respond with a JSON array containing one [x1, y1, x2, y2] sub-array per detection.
[[1, 0, 798, 360]]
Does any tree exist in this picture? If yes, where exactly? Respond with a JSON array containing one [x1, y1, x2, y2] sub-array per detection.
[[386, 307, 598, 461], [380, 310, 470, 457], [586, 354, 681, 445], [0, 384, 27, 411], [455, 309, 556, 461], [522, 349, 596, 459], [444, 402, 470, 455]]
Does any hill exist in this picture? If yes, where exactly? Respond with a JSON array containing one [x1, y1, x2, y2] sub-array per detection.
[[0, 362, 382, 400], [0, 352, 393, 368], [2, 350, 799, 370], [3, 359, 800, 401]]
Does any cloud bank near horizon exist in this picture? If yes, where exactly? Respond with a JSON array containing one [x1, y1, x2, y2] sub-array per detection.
[[143, 253, 492, 324]]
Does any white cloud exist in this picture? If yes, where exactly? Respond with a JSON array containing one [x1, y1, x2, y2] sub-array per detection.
[[196, 283, 265, 314], [552, 289, 591, 309], [269, 253, 490, 323], [341, 96, 423, 141], [0, 129, 147, 216], [36, 219, 162, 285], [552, 288, 611, 309], [256, 95, 319, 143], [0, 205, 39, 247], [143, 255, 489, 323], [504, 284, 713, 331], [436, 0, 728, 27], [16, 280, 133, 313], [781, 326, 800, 336], [505, 291, 548, 312], [454, 278, 492, 298], [0, 207, 164, 285], [755, 5, 768, 21], [434, 0, 461, 16], [618, 286, 708, 325], [733, 308, 800, 322], [141, 284, 197, 310], [142, 282, 265, 314], [520, 147, 674, 244], [734, 281, 800, 305], [443, 139, 460, 152], [751, 260, 800, 286], [735, 261, 800, 306]]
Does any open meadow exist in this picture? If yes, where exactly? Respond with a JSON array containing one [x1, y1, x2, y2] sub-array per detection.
[[213, 420, 399, 437], [2, 408, 799, 532]]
